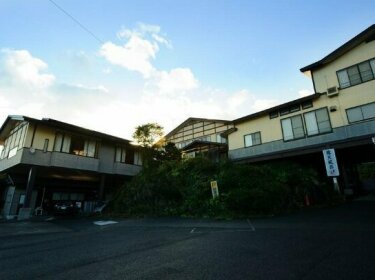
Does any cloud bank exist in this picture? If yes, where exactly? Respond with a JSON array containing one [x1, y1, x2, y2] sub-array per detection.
[[0, 23, 303, 140]]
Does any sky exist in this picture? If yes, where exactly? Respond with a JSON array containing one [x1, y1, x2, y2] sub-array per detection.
[[0, 0, 374, 141]]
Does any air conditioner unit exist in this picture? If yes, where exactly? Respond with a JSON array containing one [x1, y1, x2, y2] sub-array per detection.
[[327, 86, 339, 97]]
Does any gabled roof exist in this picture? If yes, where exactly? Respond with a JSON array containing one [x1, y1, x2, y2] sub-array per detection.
[[0, 115, 131, 144], [300, 24, 375, 73], [165, 117, 231, 139]]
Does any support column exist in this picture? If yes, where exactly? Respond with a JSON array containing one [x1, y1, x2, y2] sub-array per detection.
[[99, 174, 106, 201], [18, 166, 37, 220]]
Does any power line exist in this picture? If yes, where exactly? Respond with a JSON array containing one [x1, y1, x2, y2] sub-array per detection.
[[48, 0, 104, 44]]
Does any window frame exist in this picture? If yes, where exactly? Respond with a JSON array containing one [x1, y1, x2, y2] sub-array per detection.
[[346, 102, 375, 123], [53, 132, 98, 158], [280, 115, 305, 141], [303, 107, 332, 137], [244, 131, 262, 147], [336, 57, 375, 89]]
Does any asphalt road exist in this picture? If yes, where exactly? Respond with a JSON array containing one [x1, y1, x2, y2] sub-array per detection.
[[1, 199, 375, 280]]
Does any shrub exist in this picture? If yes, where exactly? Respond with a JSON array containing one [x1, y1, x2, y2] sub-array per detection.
[[110, 158, 341, 217]]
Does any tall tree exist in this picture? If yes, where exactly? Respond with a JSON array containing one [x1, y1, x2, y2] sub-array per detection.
[[133, 123, 164, 147]]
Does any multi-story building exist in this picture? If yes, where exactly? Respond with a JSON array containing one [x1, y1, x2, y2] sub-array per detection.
[[0, 115, 142, 219], [227, 24, 375, 193], [164, 118, 234, 161]]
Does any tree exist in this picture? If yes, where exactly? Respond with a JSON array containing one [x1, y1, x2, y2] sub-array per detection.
[[133, 123, 164, 147], [156, 142, 181, 162]]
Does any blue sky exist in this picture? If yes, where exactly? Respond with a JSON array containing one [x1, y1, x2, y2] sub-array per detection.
[[0, 0, 374, 139]]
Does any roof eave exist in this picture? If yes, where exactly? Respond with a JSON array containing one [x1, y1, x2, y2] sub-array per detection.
[[300, 24, 375, 73], [233, 93, 320, 124]]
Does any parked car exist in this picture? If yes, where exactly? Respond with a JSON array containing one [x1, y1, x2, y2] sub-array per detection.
[[53, 201, 80, 215]]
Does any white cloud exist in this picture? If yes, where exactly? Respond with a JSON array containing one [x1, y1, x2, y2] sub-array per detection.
[[100, 38, 157, 78], [227, 89, 249, 111], [152, 68, 199, 95], [0, 50, 115, 134], [101, 23, 189, 93], [251, 99, 280, 112], [1, 49, 55, 88], [298, 89, 314, 97], [0, 25, 283, 142]]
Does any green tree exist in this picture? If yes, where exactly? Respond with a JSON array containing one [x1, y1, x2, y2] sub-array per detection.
[[157, 142, 181, 162], [133, 123, 164, 147]]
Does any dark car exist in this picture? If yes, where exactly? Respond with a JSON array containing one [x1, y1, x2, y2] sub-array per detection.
[[53, 201, 80, 215]]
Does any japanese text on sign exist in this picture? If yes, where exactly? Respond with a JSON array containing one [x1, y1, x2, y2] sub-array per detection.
[[322, 149, 340, 177]]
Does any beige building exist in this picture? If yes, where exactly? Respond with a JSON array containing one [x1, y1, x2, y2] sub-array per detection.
[[227, 24, 375, 193], [0, 116, 142, 219], [164, 118, 234, 161]]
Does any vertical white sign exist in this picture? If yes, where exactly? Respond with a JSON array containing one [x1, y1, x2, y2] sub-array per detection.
[[323, 149, 340, 177], [210, 181, 219, 198]]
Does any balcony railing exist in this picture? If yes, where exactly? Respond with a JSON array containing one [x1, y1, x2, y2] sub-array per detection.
[[0, 148, 141, 176]]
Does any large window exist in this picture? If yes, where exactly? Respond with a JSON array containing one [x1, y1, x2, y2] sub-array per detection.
[[304, 108, 332, 136], [337, 58, 375, 88], [0, 122, 28, 159], [281, 115, 305, 141], [244, 132, 261, 147], [346, 102, 375, 123], [115, 147, 142, 165], [53, 133, 97, 157]]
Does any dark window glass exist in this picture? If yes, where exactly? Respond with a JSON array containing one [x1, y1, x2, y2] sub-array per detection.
[[301, 101, 313, 109], [358, 61, 374, 82], [269, 111, 279, 119], [347, 66, 361, 85]]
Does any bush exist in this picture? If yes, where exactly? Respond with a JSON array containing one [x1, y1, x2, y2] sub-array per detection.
[[110, 158, 341, 217]]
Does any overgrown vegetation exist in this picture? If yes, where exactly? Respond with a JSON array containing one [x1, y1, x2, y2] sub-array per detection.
[[110, 156, 343, 218]]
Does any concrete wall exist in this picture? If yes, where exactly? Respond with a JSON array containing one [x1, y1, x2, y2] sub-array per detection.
[[31, 124, 56, 151]]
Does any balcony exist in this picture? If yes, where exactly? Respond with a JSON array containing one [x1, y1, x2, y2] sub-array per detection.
[[0, 148, 99, 172], [0, 147, 142, 176], [113, 162, 142, 176]]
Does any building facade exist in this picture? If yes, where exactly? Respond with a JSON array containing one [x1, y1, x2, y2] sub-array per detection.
[[164, 118, 234, 161], [227, 25, 375, 194], [0, 116, 142, 219]]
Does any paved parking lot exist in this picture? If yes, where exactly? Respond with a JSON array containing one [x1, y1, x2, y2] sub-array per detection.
[[1, 199, 375, 280]]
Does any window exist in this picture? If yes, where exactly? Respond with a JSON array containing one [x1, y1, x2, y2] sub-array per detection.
[[0, 122, 28, 159], [115, 147, 141, 165], [281, 115, 305, 141], [301, 101, 313, 109], [244, 132, 261, 147], [279, 108, 290, 116], [53, 133, 97, 157], [337, 58, 375, 88], [358, 61, 374, 82], [134, 152, 142, 165], [115, 147, 127, 163], [304, 108, 331, 136], [289, 104, 300, 113], [216, 134, 227, 143], [347, 65, 361, 86], [269, 111, 279, 119], [346, 102, 375, 123]]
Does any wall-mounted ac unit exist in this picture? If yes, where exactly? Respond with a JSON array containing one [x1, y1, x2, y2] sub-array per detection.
[[327, 86, 339, 97]]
